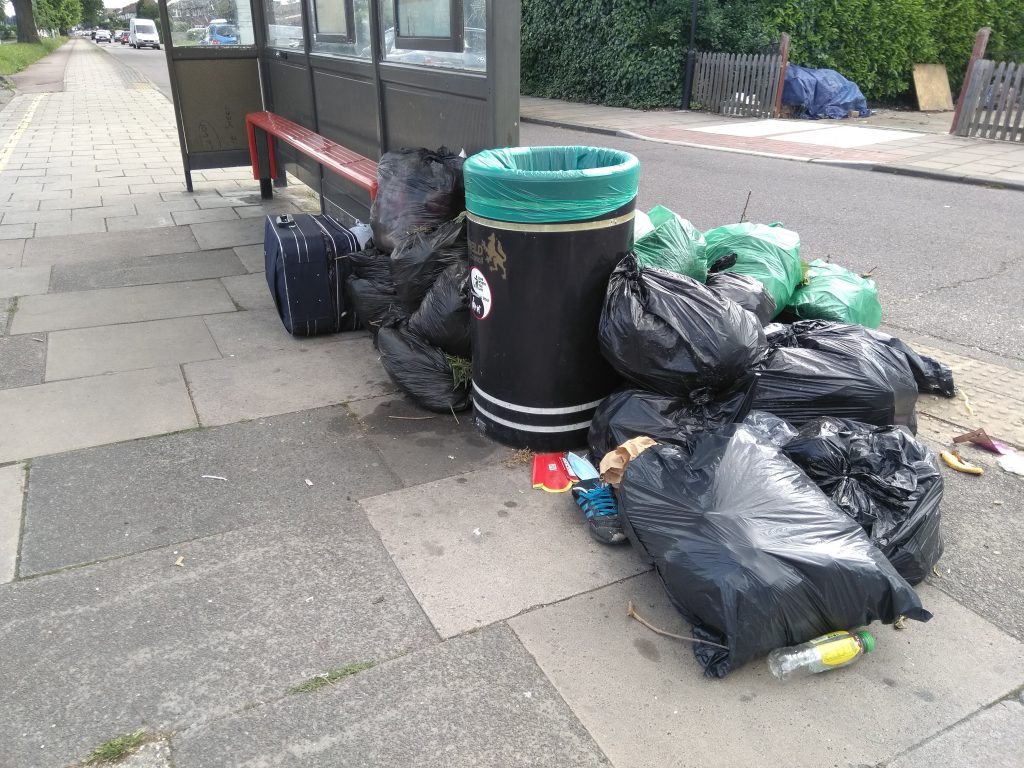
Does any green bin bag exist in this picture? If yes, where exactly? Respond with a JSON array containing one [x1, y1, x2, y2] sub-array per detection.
[[632, 206, 708, 281], [790, 259, 882, 328], [704, 222, 802, 317]]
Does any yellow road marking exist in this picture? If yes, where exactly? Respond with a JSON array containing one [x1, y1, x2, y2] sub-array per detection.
[[0, 94, 45, 175]]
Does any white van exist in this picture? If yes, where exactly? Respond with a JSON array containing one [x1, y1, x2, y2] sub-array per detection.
[[129, 17, 161, 50]]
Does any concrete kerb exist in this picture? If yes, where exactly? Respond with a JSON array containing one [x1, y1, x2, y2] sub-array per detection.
[[521, 114, 1024, 193]]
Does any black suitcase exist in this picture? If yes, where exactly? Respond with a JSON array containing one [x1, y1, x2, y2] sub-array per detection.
[[264, 213, 360, 336]]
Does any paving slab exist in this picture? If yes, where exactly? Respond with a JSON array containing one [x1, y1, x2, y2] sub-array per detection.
[[190, 217, 263, 250], [0, 463, 25, 584], [509, 575, 1024, 768], [0, 511, 437, 768], [220, 272, 276, 310], [9, 279, 236, 334], [361, 465, 650, 637], [170, 207, 240, 226], [233, 244, 264, 273], [0, 266, 51, 299], [19, 405, 401, 574], [48, 249, 247, 292], [32, 218, 109, 238], [185, 340, 394, 426], [21, 226, 200, 267], [0, 239, 25, 269], [201, 307, 340, 358], [348, 394, 514, 487], [45, 317, 222, 381], [0, 333, 46, 389], [0, 367, 197, 463], [886, 699, 1024, 768], [172, 624, 611, 768], [0, 223, 35, 241]]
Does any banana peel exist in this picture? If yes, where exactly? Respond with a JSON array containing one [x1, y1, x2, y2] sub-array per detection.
[[940, 450, 984, 476]]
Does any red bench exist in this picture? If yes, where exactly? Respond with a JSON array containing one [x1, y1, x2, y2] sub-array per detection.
[[245, 111, 378, 201]]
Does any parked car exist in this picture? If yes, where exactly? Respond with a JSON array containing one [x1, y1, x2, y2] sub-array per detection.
[[94, 29, 111, 43], [200, 21, 239, 45]]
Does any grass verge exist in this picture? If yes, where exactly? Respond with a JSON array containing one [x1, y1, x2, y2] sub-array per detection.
[[82, 728, 150, 765], [286, 661, 375, 694], [0, 38, 67, 77]]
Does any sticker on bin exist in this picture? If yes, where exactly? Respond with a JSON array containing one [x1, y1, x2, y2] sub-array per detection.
[[470, 267, 492, 320]]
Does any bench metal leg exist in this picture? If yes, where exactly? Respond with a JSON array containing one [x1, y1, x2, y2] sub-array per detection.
[[254, 128, 274, 200]]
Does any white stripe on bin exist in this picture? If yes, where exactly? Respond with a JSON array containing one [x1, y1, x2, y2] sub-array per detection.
[[472, 382, 604, 416], [473, 400, 592, 434]]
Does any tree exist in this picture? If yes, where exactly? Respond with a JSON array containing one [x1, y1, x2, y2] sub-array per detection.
[[12, 0, 40, 42], [80, 0, 104, 27], [135, 0, 159, 20]]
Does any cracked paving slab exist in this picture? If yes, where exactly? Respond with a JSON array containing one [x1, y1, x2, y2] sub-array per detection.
[[0, 508, 438, 768], [19, 405, 402, 575]]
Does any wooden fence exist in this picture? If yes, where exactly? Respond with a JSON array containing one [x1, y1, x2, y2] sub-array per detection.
[[953, 59, 1024, 142], [690, 51, 785, 119]]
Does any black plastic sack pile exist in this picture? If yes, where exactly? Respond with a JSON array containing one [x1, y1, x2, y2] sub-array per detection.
[[752, 320, 933, 431], [705, 271, 776, 325], [408, 262, 472, 358], [347, 247, 402, 334], [598, 255, 767, 402], [618, 425, 931, 678], [783, 417, 944, 585], [390, 216, 468, 310], [370, 147, 465, 253], [587, 385, 755, 462], [376, 318, 471, 413]]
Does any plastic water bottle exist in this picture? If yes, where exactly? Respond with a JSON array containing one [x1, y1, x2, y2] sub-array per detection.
[[767, 630, 875, 680]]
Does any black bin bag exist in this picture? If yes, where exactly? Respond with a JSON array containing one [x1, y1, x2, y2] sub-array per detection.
[[618, 425, 931, 678], [753, 320, 921, 431], [377, 320, 471, 413], [408, 262, 471, 358], [705, 271, 776, 325], [783, 417, 944, 585], [598, 255, 767, 401], [390, 217, 468, 310], [587, 384, 755, 463], [370, 148, 465, 254]]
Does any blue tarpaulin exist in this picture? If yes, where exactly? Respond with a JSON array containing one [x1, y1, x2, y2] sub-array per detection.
[[783, 65, 870, 119]]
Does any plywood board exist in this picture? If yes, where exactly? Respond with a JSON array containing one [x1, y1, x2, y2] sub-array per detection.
[[913, 63, 955, 111]]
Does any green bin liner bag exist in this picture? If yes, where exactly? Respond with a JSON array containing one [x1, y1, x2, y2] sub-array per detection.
[[704, 222, 802, 317], [790, 259, 882, 328], [632, 206, 708, 281], [463, 146, 640, 224]]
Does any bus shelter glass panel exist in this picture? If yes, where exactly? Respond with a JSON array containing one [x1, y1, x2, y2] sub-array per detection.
[[309, 0, 373, 57], [166, 0, 256, 47], [382, 0, 485, 71], [264, 0, 306, 49]]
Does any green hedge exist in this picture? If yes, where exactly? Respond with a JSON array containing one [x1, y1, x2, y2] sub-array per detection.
[[521, 0, 1024, 108]]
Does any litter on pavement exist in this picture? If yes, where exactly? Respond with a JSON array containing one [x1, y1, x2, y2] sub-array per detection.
[[259, 144, 965, 680]]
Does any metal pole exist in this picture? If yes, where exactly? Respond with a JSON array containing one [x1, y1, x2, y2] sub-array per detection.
[[680, 0, 698, 110]]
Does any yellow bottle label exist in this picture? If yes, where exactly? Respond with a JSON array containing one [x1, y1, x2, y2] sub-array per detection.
[[818, 637, 861, 667]]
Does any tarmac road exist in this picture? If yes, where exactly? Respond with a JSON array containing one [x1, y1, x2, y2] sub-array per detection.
[[98, 39, 1024, 363]]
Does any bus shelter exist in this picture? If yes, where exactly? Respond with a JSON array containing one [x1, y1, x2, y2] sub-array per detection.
[[156, 0, 520, 223]]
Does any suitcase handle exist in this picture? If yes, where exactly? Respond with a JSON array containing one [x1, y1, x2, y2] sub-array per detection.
[[276, 214, 296, 228]]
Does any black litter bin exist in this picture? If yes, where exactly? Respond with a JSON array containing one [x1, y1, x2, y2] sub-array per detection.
[[463, 146, 640, 450]]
